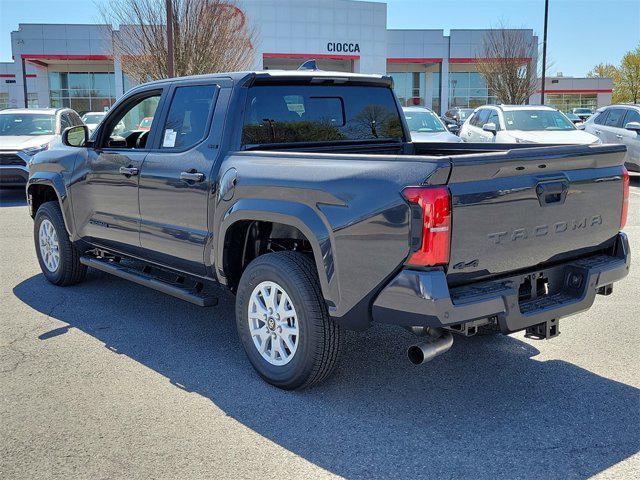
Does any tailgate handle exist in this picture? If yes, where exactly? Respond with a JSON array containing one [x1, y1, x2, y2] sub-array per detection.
[[536, 180, 569, 206]]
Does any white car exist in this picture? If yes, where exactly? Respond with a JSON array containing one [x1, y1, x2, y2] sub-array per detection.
[[582, 104, 640, 172], [459, 105, 601, 145], [81, 111, 107, 133], [0, 108, 83, 187], [402, 106, 462, 143]]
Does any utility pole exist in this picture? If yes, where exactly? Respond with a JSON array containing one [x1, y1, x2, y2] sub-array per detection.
[[540, 0, 549, 105], [166, 0, 175, 78]]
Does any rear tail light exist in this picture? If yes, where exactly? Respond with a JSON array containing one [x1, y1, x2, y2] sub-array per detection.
[[402, 186, 451, 267], [621, 167, 629, 229]]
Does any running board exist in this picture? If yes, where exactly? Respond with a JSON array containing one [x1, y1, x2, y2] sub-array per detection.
[[80, 256, 218, 307]]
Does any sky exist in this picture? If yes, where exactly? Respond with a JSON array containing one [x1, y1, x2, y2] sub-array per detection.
[[0, 0, 638, 76]]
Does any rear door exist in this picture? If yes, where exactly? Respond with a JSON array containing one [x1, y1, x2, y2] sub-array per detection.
[[620, 108, 640, 166], [445, 144, 627, 285], [601, 107, 627, 143], [138, 80, 223, 275]]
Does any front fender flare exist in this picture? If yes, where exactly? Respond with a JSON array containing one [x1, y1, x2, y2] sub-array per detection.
[[216, 198, 338, 309], [27, 173, 77, 240]]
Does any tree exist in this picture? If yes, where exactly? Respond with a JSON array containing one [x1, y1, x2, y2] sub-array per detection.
[[618, 45, 640, 104], [475, 27, 539, 104], [587, 63, 619, 79], [102, 0, 256, 83]]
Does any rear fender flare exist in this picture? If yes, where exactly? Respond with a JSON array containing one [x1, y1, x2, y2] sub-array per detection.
[[217, 198, 338, 308]]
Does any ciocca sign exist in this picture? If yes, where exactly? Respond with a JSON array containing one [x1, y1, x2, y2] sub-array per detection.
[[326, 42, 360, 53]]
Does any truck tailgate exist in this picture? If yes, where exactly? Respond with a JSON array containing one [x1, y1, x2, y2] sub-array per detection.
[[446, 144, 627, 285]]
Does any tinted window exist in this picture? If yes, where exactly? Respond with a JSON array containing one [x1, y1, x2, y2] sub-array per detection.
[[487, 111, 500, 129], [0, 113, 55, 136], [60, 113, 72, 131], [624, 109, 640, 125], [593, 110, 609, 125], [473, 109, 490, 127], [161, 85, 217, 149], [403, 109, 445, 133], [103, 92, 161, 148], [242, 85, 403, 146], [503, 109, 575, 131], [604, 108, 626, 128]]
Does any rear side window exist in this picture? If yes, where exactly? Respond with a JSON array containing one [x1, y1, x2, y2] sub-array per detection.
[[241, 84, 403, 146], [161, 84, 217, 149], [623, 109, 640, 125], [603, 108, 626, 128]]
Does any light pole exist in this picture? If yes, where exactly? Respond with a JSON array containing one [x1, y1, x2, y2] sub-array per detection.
[[540, 0, 549, 105], [166, 0, 175, 78]]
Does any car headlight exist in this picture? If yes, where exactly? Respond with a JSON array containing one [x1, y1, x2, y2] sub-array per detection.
[[22, 143, 50, 156]]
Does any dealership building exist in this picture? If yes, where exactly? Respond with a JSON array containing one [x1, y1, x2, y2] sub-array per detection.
[[0, 0, 612, 116]]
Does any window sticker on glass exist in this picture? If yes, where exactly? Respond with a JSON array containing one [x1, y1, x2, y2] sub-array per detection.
[[163, 129, 177, 147]]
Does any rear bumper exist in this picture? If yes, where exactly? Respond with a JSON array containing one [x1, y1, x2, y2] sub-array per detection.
[[372, 232, 630, 333]]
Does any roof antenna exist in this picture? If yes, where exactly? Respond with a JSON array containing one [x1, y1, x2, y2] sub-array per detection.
[[298, 59, 319, 71]]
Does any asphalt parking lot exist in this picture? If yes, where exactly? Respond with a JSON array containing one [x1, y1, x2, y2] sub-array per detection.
[[1, 177, 639, 480]]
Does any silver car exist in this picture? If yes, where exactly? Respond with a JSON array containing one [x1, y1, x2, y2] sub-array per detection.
[[402, 106, 462, 143], [0, 108, 83, 187], [583, 104, 640, 172]]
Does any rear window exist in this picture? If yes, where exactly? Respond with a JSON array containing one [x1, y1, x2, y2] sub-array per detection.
[[241, 85, 403, 146]]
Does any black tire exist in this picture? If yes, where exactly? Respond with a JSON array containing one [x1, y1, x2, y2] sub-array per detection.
[[34, 201, 87, 286], [235, 252, 343, 390]]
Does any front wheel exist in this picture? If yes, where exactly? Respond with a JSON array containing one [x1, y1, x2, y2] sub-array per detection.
[[235, 252, 343, 390], [34, 201, 87, 286]]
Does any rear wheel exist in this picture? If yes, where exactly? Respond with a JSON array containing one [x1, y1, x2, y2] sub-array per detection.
[[34, 201, 86, 286], [235, 252, 343, 390]]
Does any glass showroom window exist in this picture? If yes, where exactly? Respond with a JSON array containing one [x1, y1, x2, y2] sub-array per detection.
[[0, 92, 8, 109], [27, 93, 38, 108], [546, 93, 598, 113], [449, 72, 495, 108], [49, 72, 116, 115], [391, 72, 425, 107], [431, 72, 441, 113]]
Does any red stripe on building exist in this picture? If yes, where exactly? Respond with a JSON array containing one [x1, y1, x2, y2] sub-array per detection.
[[450, 57, 532, 63], [22, 54, 113, 61], [25, 74, 37, 78], [263, 52, 360, 60], [0, 74, 16, 78], [387, 58, 443, 63], [536, 89, 612, 93]]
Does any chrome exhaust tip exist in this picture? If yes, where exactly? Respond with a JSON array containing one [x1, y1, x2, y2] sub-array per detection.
[[407, 329, 454, 365]]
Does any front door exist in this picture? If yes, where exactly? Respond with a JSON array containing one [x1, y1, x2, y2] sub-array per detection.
[[71, 89, 165, 254], [138, 82, 221, 276]]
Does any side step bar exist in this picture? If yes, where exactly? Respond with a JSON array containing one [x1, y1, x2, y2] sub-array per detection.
[[80, 256, 218, 307]]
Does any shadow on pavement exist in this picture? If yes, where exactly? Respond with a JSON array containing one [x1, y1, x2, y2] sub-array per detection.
[[0, 187, 27, 207], [13, 272, 640, 479]]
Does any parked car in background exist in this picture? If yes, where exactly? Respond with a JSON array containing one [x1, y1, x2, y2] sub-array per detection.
[[564, 112, 584, 126], [583, 104, 640, 172], [0, 108, 83, 187], [443, 107, 474, 128], [402, 106, 462, 142], [572, 107, 593, 122], [460, 105, 601, 144], [81, 111, 106, 134]]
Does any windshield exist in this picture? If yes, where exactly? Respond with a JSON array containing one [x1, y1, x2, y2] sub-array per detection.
[[403, 110, 445, 133], [82, 114, 105, 124], [0, 113, 56, 136], [503, 110, 575, 131]]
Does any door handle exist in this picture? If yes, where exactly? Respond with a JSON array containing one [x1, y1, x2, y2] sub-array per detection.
[[595, 130, 601, 135], [616, 134, 623, 139], [180, 170, 205, 182], [119, 166, 139, 176]]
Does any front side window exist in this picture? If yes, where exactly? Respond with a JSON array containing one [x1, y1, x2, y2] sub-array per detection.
[[403, 109, 445, 133], [0, 114, 55, 136], [242, 85, 403, 146], [487, 111, 501, 129], [161, 84, 217, 149], [102, 92, 161, 148], [503, 110, 575, 131], [623, 109, 640, 125]]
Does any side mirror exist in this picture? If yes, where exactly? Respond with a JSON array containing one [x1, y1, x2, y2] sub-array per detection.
[[482, 122, 497, 134], [447, 124, 461, 134], [62, 125, 88, 147], [625, 121, 640, 133]]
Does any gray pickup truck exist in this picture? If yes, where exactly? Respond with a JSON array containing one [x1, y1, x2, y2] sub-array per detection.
[[26, 70, 630, 390]]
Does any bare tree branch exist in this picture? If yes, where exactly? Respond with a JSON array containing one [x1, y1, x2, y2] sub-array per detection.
[[475, 25, 539, 105], [100, 0, 256, 84]]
